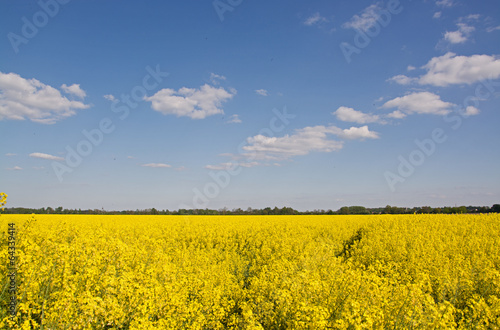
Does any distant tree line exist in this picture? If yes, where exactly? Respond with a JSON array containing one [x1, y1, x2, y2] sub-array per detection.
[[2, 204, 500, 215]]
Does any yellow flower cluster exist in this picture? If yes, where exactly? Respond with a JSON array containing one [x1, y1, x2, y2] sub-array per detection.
[[1, 214, 499, 329], [0, 192, 7, 213]]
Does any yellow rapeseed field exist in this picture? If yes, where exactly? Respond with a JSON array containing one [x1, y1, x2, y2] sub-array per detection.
[[1, 214, 499, 329]]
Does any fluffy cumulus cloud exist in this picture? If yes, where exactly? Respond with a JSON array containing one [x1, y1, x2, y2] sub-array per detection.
[[141, 163, 171, 168], [419, 53, 500, 86], [29, 152, 64, 161], [443, 23, 475, 44], [330, 125, 380, 140], [61, 83, 86, 99], [241, 125, 378, 161], [388, 53, 500, 87], [144, 84, 235, 119], [333, 106, 382, 124], [0, 72, 90, 124], [342, 3, 382, 32], [463, 106, 480, 117], [381, 92, 454, 116]]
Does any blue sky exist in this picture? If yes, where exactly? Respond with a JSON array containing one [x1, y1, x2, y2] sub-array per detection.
[[1, 0, 499, 211]]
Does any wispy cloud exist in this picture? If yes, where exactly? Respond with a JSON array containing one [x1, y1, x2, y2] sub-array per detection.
[[5, 153, 17, 156], [387, 75, 417, 85], [342, 3, 383, 32], [486, 25, 500, 33], [436, 0, 454, 8], [29, 152, 64, 161], [205, 161, 259, 171], [303, 12, 328, 26], [103, 94, 116, 101], [209, 73, 226, 85], [6, 166, 22, 171], [255, 89, 268, 96], [141, 163, 171, 168], [225, 114, 242, 124]]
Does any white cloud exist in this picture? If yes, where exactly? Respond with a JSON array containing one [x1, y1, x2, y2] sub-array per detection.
[[205, 161, 259, 171], [241, 125, 378, 161], [255, 89, 268, 96], [141, 163, 171, 168], [433, 11, 442, 19], [7, 166, 22, 171], [386, 110, 407, 119], [444, 30, 467, 44], [29, 152, 64, 161], [0, 72, 90, 124], [333, 106, 382, 124], [225, 114, 242, 124], [144, 84, 235, 119], [436, 0, 454, 7], [304, 12, 328, 26], [210, 73, 226, 85], [103, 94, 116, 101], [342, 3, 382, 32], [462, 106, 480, 117], [487, 25, 500, 33], [61, 83, 86, 99], [381, 92, 454, 116], [389, 53, 500, 87], [205, 164, 229, 170], [330, 125, 380, 140], [443, 23, 475, 44], [387, 74, 417, 85], [243, 126, 343, 160], [407, 65, 416, 71], [419, 53, 500, 86], [464, 14, 480, 21]]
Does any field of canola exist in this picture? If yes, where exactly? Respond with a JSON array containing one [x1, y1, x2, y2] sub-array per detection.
[[1, 214, 499, 329]]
